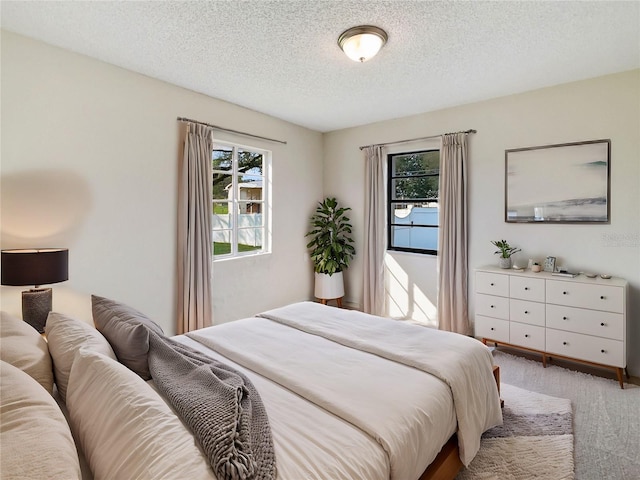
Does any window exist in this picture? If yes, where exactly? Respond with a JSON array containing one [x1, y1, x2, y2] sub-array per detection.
[[212, 142, 270, 258], [387, 149, 440, 254]]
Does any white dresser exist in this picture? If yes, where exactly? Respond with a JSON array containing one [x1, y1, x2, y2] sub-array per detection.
[[474, 266, 628, 388]]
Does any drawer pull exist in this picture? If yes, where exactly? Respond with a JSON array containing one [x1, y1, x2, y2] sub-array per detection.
[[601, 349, 607, 353], [524, 310, 529, 314], [600, 322, 606, 326], [490, 283, 494, 286], [490, 305, 495, 308], [524, 334, 530, 338], [524, 287, 529, 291], [562, 316, 568, 320], [490, 327, 495, 331], [563, 291, 568, 295], [600, 296, 605, 300], [562, 341, 568, 345]]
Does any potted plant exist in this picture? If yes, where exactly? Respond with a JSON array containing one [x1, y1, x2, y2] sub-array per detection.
[[491, 239, 521, 269], [306, 197, 356, 302]]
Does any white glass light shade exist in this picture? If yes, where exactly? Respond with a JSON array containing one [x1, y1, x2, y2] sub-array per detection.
[[338, 26, 388, 63]]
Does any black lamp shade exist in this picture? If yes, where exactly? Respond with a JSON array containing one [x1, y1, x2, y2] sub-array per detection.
[[1, 249, 69, 287]]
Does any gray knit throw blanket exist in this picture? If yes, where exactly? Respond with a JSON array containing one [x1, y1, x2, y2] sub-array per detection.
[[147, 331, 276, 480]]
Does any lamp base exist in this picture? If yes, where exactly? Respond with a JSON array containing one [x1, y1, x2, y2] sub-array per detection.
[[22, 288, 52, 333]]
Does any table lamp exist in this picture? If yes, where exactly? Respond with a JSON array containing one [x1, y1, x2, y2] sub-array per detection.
[[1, 248, 69, 333]]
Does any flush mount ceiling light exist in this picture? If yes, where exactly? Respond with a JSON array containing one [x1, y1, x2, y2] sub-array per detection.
[[338, 25, 388, 63]]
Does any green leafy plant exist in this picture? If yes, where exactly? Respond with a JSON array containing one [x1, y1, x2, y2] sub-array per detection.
[[491, 239, 521, 258], [306, 197, 356, 275]]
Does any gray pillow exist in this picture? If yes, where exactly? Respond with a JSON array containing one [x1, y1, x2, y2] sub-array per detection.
[[91, 295, 164, 380]]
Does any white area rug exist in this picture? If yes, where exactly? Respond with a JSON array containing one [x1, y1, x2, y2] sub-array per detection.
[[457, 383, 574, 480], [493, 350, 640, 479]]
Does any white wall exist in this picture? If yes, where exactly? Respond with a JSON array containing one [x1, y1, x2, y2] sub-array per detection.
[[323, 70, 640, 375], [1, 31, 323, 332]]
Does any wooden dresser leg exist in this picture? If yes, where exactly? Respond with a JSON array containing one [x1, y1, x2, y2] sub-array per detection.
[[542, 354, 547, 368], [616, 368, 624, 389], [336, 297, 343, 308]]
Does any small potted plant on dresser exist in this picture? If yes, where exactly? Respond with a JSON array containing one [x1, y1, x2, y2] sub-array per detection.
[[491, 239, 521, 269], [306, 197, 356, 307]]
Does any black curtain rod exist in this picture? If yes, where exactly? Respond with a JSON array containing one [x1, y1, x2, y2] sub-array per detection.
[[177, 117, 287, 145], [359, 129, 477, 150]]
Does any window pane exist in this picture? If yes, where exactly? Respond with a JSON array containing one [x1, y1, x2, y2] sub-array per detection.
[[392, 151, 439, 176], [213, 201, 229, 215], [213, 202, 232, 229], [238, 200, 264, 217], [237, 180, 263, 202], [213, 230, 232, 256], [238, 150, 263, 177], [393, 176, 439, 200], [391, 226, 438, 251], [212, 147, 233, 172], [391, 203, 439, 226], [237, 227, 263, 251], [213, 173, 232, 200]]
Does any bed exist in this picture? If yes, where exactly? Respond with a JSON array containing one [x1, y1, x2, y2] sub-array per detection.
[[0, 299, 502, 480]]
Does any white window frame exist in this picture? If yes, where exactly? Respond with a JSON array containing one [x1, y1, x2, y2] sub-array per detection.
[[212, 141, 271, 260]]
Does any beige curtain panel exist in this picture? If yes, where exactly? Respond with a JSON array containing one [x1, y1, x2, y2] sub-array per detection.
[[363, 146, 386, 316], [177, 123, 214, 334], [437, 132, 470, 334]]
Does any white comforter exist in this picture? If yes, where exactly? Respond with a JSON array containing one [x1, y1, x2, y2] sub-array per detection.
[[174, 336, 391, 480], [185, 302, 502, 479], [258, 302, 503, 466]]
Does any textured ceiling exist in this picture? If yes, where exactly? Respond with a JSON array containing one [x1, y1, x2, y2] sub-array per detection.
[[1, 1, 639, 132]]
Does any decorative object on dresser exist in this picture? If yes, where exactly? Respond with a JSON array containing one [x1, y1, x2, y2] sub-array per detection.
[[1, 248, 69, 333], [491, 240, 521, 269], [543, 256, 556, 272], [474, 266, 628, 388], [505, 139, 610, 223]]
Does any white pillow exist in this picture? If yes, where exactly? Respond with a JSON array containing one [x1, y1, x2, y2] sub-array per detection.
[[67, 348, 215, 480], [0, 360, 81, 480], [45, 311, 117, 402], [0, 311, 54, 394]]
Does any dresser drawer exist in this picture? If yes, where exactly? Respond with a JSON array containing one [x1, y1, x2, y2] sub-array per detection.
[[476, 272, 509, 297], [476, 294, 509, 320], [546, 329, 624, 367], [510, 299, 545, 326], [510, 322, 545, 351], [475, 315, 509, 343], [546, 304, 624, 341], [510, 276, 545, 302], [546, 280, 624, 313]]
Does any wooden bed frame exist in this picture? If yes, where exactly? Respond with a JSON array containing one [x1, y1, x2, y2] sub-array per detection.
[[418, 365, 502, 480], [419, 435, 462, 480]]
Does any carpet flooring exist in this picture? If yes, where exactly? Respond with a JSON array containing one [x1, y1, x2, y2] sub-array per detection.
[[492, 350, 640, 480], [457, 383, 574, 480]]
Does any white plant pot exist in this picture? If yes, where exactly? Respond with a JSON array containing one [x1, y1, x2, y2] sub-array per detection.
[[499, 257, 512, 269], [314, 272, 345, 300]]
